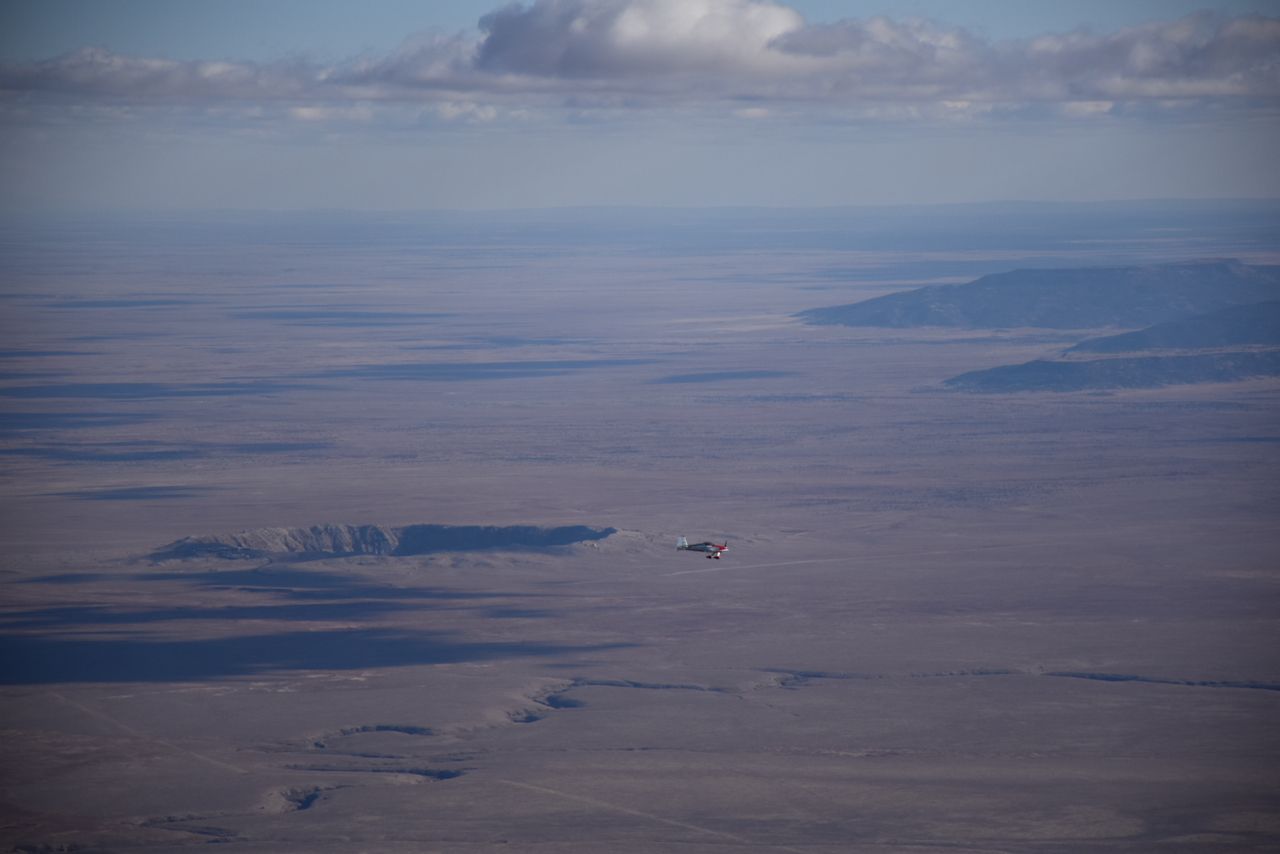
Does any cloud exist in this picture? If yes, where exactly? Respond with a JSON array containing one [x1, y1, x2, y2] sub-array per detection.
[[2, 47, 314, 101], [434, 100, 499, 121], [769, 11, 1280, 103], [1, 2, 1277, 123], [1016, 12, 1280, 100], [287, 104, 375, 122], [474, 0, 803, 76]]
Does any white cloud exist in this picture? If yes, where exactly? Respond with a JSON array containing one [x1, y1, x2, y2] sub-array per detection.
[[288, 104, 375, 122], [435, 101, 499, 121], [1018, 12, 1280, 100], [475, 0, 803, 76], [1, 3, 1276, 124], [1060, 100, 1114, 119]]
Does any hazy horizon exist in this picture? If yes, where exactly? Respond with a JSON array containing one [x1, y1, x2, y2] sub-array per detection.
[[3, 0, 1279, 211]]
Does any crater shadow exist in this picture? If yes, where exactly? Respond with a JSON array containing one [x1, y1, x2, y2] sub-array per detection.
[[0, 600, 426, 630], [0, 628, 628, 684], [27, 567, 550, 604]]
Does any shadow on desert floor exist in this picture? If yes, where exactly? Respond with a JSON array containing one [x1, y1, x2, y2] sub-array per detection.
[[1, 566, 587, 682], [27, 566, 546, 597], [0, 627, 627, 684]]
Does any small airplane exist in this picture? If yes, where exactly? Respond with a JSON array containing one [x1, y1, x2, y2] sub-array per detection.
[[676, 536, 728, 559]]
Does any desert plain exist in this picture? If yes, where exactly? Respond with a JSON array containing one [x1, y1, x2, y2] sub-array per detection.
[[1, 204, 1278, 852]]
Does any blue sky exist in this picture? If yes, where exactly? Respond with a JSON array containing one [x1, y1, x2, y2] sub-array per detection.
[[1, 0, 1277, 211]]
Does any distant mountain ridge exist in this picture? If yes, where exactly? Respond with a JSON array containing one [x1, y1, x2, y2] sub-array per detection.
[[944, 299, 1280, 392], [797, 260, 1280, 330], [1067, 301, 1280, 354], [944, 351, 1280, 392], [794, 259, 1280, 392]]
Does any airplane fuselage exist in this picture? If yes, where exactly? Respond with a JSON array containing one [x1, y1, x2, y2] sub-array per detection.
[[677, 537, 728, 558]]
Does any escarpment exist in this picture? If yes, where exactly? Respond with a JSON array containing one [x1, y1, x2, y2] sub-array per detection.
[[154, 523, 616, 560]]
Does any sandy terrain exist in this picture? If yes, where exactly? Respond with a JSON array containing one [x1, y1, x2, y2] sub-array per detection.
[[1, 209, 1277, 851]]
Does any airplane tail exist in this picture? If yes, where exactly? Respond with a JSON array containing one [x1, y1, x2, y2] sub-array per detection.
[[676, 536, 688, 550]]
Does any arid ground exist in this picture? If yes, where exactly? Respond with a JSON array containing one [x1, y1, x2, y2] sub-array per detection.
[[2, 206, 1278, 852]]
